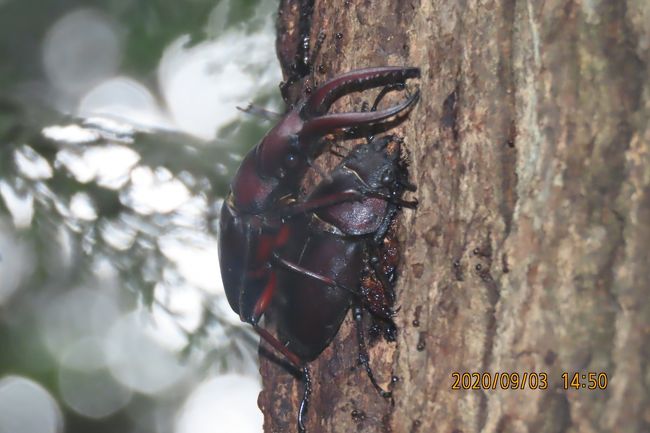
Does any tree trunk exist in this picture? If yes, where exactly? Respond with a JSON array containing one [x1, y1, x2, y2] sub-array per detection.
[[259, 1, 650, 432]]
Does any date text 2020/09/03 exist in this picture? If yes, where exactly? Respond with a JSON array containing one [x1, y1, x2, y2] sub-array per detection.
[[451, 372, 608, 390]]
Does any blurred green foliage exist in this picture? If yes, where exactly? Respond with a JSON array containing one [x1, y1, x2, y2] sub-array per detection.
[[0, 0, 278, 431], [0, 0, 274, 87]]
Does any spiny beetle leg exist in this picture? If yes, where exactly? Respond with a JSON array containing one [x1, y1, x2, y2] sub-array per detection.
[[249, 275, 313, 431], [272, 252, 396, 321], [251, 272, 277, 320], [365, 83, 408, 141], [352, 304, 394, 402], [254, 308, 313, 433], [253, 324, 303, 369], [249, 272, 304, 368], [362, 189, 419, 209], [271, 252, 362, 297], [370, 206, 398, 247], [298, 366, 312, 433], [256, 322, 314, 433], [272, 189, 364, 219], [279, 0, 316, 100], [367, 246, 394, 305], [306, 31, 326, 75]]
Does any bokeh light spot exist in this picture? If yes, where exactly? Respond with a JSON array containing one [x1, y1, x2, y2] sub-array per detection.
[[175, 374, 262, 433], [106, 311, 188, 394], [0, 376, 63, 433], [43, 8, 121, 97]]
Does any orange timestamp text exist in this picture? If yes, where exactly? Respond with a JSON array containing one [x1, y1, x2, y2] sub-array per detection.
[[561, 372, 608, 390], [451, 372, 548, 390]]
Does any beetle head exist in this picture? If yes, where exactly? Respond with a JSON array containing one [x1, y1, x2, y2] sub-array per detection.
[[343, 135, 405, 192], [255, 66, 421, 185]]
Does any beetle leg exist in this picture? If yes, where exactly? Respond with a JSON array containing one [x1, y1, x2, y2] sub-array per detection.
[[271, 252, 362, 296], [298, 366, 312, 433], [272, 189, 364, 218], [352, 303, 394, 402], [248, 279, 313, 431], [367, 246, 396, 305], [279, 0, 318, 101], [273, 252, 396, 323], [307, 31, 326, 73], [252, 324, 304, 368], [360, 188, 419, 209], [365, 84, 407, 142], [253, 323, 312, 433], [248, 272, 305, 368], [251, 272, 277, 320], [402, 180, 418, 192], [248, 278, 312, 433]]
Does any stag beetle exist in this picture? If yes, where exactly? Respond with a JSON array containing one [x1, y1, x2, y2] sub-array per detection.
[[219, 67, 420, 433], [271, 135, 416, 432], [219, 67, 419, 332]]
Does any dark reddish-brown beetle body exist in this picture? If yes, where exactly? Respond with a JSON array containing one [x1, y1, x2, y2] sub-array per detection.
[[219, 67, 420, 324], [218, 67, 420, 433], [274, 225, 363, 359], [274, 135, 415, 360]]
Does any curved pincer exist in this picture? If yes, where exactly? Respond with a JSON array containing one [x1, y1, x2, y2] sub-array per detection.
[[296, 66, 420, 144], [300, 89, 420, 140], [303, 66, 421, 117]]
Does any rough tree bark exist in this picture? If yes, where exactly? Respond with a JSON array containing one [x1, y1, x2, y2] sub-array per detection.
[[259, 1, 650, 432]]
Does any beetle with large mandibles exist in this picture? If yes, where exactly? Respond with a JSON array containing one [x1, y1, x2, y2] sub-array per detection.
[[218, 67, 420, 433], [219, 67, 419, 337], [270, 134, 417, 432]]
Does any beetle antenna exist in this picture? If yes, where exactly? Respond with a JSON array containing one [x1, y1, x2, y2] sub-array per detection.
[[236, 104, 282, 121]]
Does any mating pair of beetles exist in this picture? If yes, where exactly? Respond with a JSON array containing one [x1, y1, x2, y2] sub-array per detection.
[[219, 66, 421, 432]]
